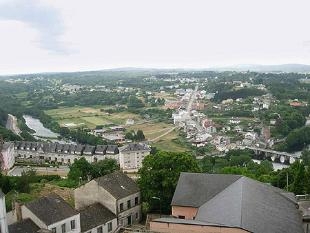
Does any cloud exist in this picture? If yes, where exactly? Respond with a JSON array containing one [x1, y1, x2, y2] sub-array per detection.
[[0, 0, 68, 53]]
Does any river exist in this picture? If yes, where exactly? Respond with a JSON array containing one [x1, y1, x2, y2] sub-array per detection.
[[23, 115, 60, 138]]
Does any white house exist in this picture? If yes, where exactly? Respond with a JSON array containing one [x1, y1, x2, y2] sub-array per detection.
[[119, 143, 151, 172], [21, 194, 81, 233]]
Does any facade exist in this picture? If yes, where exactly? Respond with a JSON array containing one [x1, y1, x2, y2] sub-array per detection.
[[151, 172, 304, 233], [14, 142, 119, 165], [75, 171, 141, 228], [0, 142, 15, 171], [0, 190, 9, 233], [119, 143, 150, 172], [21, 194, 81, 233]]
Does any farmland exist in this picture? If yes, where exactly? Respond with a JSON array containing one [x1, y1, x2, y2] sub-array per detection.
[[45, 106, 143, 129], [45, 106, 189, 152]]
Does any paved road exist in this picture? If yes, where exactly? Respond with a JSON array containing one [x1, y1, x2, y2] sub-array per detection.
[[8, 166, 69, 177]]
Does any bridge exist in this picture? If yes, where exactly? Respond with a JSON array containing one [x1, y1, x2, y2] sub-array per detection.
[[241, 146, 300, 164]]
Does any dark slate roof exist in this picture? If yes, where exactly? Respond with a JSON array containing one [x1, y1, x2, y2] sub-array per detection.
[[75, 144, 85, 153], [171, 173, 242, 207], [95, 171, 139, 199], [80, 203, 116, 232], [121, 143, 150, 152], [173, 173, 303, 233], [106, 145, 119, 154], [84, 145, 95, 154], [8, 218, 40, 233], [95, 145, 107, 154], [25, 193, 79, 225]]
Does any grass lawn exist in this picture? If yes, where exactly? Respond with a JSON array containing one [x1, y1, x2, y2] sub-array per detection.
[[45, 106, 142, 129], [151, 128, 189, 152]]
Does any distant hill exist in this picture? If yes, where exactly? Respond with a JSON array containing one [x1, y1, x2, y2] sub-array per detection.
[[209, 64, 310, 73]]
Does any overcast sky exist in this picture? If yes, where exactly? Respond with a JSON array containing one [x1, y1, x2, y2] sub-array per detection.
[[0, 0, 310, 75]]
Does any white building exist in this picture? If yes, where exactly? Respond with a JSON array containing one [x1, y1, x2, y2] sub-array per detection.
[[21, 193, 81, 233], [119, 143, 151, 172], [0, 142, 15, 171], [75, 171, 141, 228], [0, 190, 8, 233]]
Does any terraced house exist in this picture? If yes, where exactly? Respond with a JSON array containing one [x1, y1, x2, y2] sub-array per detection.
[[13, 141, 119, 165]]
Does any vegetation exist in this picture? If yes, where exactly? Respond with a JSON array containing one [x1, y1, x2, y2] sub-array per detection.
[[68, 158, 119, 182], [138, 151, 200, 214]]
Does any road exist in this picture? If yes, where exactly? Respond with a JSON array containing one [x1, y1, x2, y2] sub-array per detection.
[[6, 114, 21, 135], [8, 166, 69, 177], [186, 84, 199, 112]]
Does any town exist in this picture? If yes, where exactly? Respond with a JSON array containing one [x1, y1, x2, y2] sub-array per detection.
[[1, 68, 310, 233]]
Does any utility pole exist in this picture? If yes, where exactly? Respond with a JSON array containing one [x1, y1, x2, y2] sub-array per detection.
[[286, 172, 289, 191]]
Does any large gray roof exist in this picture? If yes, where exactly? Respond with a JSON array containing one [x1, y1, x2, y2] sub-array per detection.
[[25, 193, 79, 225], [8, 218, 40, 233], [120, 143, 150, 153], [172, 173, 303, 233], [80, 203, 116, 232], [171, 173, 242, 207], [95, 171, 139, 199]]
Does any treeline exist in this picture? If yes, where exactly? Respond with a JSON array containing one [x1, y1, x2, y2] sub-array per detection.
[[260, 105, 306, 137], [276, 126, 310, 152], [214, 88, 266, 102]]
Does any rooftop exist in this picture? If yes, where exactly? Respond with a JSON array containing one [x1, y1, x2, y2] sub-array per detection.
[[171, 172, 303, 233], [95, 171, 139, 199], [8, 218, 40, 233], [121, 143, 150, 152], [25, 193, 78, 226], [80, 203, 116, 232]]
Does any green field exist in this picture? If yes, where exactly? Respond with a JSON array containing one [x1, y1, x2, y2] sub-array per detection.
[[46, 106, 189, 152], [46, 106, 142, 129]]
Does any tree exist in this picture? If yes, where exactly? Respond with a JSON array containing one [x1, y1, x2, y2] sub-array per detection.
[[302, 150, 310, 166], [291, 162, 306, 194], [136, 130, 145, 141], [138, 151, 200, 214], [68, 158, 93, 181], [91, 159, 119, 178]]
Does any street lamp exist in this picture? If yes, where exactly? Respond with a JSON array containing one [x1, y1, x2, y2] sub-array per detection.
[[151, 196, 161, 217]]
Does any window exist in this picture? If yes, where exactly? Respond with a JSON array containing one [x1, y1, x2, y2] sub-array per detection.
[[135, 197, 139, 205], [136, 212, 139, 220], [70, 220, 76, 229], [51, 227, 56, 233], [108, 222, 112, 232], [120, 203, 124, 211], [61, 223, 66, 233], [97, 226, 103, 233], [127, 200, 131, 209]]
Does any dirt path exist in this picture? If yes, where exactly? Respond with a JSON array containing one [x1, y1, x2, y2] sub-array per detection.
[[150, 126, 177, 142]]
